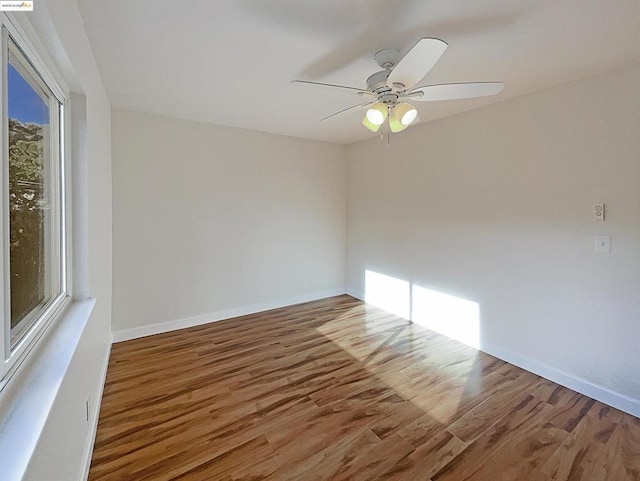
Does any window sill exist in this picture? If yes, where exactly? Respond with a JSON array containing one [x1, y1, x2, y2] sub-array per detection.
[[0, 298, 96, 481]]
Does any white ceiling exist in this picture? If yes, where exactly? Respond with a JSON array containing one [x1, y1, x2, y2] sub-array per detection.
[[78, 0, 640, 145]]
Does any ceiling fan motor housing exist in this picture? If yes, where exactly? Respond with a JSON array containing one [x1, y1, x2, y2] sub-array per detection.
[[366, 70, 391, 90], [380, 93, 398, 105], [366, 70, 401, 105]]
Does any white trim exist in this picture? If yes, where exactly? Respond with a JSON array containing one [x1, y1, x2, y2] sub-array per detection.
[[79, 336, 111, 481], [346, 287, 365, 301], [112, 288, 347, 343], [479, 341, 640, 419], [0, 23, 8, 370], [0, 298, 95, 481], [69, 92, 88, 299], [345, 288, 640, 418]]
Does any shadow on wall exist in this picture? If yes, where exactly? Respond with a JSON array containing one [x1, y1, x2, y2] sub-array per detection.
[[364, 270, 480, 349]]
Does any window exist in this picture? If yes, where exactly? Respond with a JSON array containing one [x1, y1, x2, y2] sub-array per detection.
[[1, 19, 70, 382]]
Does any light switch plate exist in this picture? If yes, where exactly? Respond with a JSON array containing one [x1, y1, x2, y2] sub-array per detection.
[[594, 203, 605, 221], [595, 235, 611, 253]]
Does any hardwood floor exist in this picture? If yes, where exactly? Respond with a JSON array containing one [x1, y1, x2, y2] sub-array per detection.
[[89, 295, 640, 480]]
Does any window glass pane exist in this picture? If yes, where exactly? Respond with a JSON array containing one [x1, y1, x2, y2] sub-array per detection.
[[7, 42, 58, 345]]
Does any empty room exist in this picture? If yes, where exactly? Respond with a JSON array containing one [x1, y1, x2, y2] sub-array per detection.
[[0, 1, 639, 480]]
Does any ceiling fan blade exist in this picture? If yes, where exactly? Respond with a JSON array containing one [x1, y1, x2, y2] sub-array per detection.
[[291, 80, 374, 96], [387, 38, 448, 90], [321, 101, 373, 122], [407, 82, 504, 101]]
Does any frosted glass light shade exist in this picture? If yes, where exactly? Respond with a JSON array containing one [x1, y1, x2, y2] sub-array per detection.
[[389, 107, 407, 133], [395, 102, 418, 126], [388, 117, 406, 132], [362, 115, 382, 132], [365, 102, 387, 125]]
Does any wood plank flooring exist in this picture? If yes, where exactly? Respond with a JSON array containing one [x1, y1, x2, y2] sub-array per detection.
[[89, 295, 640, 480]]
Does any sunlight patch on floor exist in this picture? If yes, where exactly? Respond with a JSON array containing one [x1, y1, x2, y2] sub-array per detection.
[[314, 273, 482, 422]]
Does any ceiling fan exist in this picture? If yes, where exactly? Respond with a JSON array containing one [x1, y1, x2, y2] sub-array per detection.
[[291, 38, 503, 133]]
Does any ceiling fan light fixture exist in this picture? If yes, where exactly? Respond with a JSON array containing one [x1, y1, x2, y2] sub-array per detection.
[[395, 102, 418, 126], [362, 115, 382, 132], [365, 102, 388, 126], [388, 109, 407, 133]]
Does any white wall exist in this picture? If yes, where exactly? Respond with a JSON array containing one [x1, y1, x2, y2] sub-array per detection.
[[346, 66, 640, 409], [111, 110, 346, 334], [20, 0, 113, 479]]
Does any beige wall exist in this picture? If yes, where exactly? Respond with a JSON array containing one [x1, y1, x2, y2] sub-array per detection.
[[346, 65, 640, 407], [111, 109, 346, 333]]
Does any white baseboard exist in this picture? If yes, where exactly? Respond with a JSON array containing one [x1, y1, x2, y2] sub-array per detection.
[[112, 288, 347, 343], [346, 287, 364, 301], [480, 341, 640, 418], [80, 337, 112, 480], [346, 286, 640, 418]]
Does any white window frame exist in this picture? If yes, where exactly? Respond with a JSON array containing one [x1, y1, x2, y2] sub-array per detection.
[[0, 12, 71, 386]]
